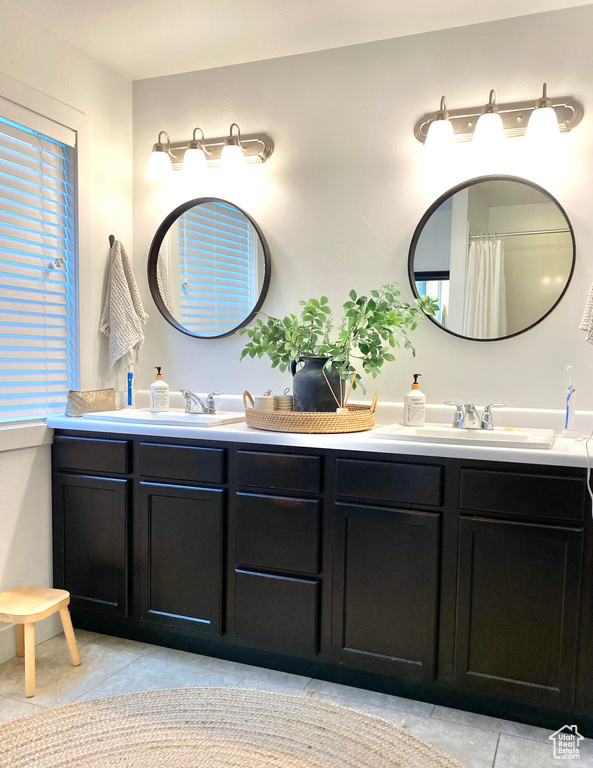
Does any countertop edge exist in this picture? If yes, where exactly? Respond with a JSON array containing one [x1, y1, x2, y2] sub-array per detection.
[[45, 416, 590, 468]]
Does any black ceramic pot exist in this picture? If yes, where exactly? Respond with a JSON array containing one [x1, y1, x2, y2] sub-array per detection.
[[290, 356, 341, 412]]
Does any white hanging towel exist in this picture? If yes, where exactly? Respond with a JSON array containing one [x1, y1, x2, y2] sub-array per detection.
[[156, 251, 176, 317], [99, 239, 149, 375], [579, 284, 593, 344]]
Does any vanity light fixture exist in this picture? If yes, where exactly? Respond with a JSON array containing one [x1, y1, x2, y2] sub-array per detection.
[[145, 123, 273, 180], [414, 86, 583, 145], [145, 131, 175, 181], [182, 127, 209, 176], [220, 123, 246, 170], [472, 90, 505, 148], [424, 96, 455, 153], [526, 83, 560, 144]]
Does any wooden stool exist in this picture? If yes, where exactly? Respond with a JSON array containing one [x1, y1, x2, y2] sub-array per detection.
[[0, 586, 81, 697]]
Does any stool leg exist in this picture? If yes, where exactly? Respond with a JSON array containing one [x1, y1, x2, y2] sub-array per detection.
[[16, 623, 24, 657], [59, 607, 81, 667], [24, 623, 35, 698]]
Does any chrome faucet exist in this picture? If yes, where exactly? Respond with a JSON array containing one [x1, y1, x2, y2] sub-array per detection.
[[180, 390, 222, 414], [480, 403, 506, 430], [463, 403, 482, 430], [443, 401, 506, 430]]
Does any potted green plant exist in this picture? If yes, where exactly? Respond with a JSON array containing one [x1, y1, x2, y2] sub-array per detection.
[[239, 282, 438, 411]]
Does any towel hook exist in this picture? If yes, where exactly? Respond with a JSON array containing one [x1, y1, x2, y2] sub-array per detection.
[[109, 234, 115, 247]]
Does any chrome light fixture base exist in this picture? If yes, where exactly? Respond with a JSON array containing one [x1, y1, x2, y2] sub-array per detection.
[[169, 131, 273, 169], [415, 92, 583, 144]]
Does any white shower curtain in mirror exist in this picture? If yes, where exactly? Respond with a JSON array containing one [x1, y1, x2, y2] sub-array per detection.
[[462, 235, 507, 339]]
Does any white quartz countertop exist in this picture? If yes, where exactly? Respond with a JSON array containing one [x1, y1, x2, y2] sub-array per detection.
[[46, 409, 592, 469]]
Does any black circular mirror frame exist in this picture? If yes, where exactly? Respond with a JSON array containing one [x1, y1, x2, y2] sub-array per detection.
[[147, 197, 271, 339], [407, 175, 576, 343]]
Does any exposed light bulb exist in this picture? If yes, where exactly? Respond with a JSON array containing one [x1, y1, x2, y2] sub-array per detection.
[[424, 96, 456, 156], [425, 119, 455, 153], [221, 123, 246, 171], [145, 149, 173, 181], [182, 127, 209, 177], [182, 147, 208, 176], [473, 91, 505, 150], [526, 84, 560, 147], [145, 131, 174, 181], [221, 142, 245, 170]]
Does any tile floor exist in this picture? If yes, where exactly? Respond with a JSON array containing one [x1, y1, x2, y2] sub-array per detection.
[[0, 630, 591, 768]]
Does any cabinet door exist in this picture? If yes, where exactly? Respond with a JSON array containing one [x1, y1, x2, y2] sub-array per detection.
[[139, 483, 224, 634], [234, 570, 319, 657], [53, 474, 129, 616], [455, 517, 583, 707], [332, 503, 440, 680]]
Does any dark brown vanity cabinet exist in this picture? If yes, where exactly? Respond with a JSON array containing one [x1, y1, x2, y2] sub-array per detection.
[[332, 457, 443, 680], [51, 432, 593, 734], [137, 442, 226, 635], [231, 450, 322, 657], [139, 483, 224, 634], [455, 516, 584, 707], [454, 464, 589, 709], [52, 436, 130, 617], [332, 503, 440, 680]]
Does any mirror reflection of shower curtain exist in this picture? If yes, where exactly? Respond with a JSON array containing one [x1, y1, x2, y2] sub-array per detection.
[[462, 236, 507, 339]]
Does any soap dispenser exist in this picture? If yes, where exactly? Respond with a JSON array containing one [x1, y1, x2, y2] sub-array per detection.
[[150, 367, 170, 412], [403, 374, 426, 426]]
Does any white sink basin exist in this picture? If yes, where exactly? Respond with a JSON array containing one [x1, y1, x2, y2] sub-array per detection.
[[370, 422, 555, 449], [82, 408, 245, 428]]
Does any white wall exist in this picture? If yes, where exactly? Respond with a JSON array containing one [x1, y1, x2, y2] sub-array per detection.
[[133, 4, 593, 411], [0, 1, 133, 661]]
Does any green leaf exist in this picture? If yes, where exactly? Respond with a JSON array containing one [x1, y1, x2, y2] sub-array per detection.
[[349, 290, 357, 301]]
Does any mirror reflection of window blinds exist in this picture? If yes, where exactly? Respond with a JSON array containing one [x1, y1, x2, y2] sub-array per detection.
[[178, 202, 256, 335], [0, 113, 77, 422]]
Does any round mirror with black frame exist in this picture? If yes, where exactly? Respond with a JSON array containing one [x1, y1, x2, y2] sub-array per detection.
[[408, 175, 575, 342], [148, 197, 271, 339]]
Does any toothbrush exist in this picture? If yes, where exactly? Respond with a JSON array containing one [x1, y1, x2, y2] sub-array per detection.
[[127, 371, 134, 407], [564, 365, 575, 431]]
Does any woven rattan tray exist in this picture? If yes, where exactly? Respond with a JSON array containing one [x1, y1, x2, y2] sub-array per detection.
[[243, 390, 377, 434]]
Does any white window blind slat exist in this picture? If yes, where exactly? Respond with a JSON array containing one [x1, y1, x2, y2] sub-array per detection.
[[0, 109, 76, 422]]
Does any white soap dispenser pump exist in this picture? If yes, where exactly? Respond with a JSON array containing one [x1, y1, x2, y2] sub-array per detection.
[[150, 366, 170, 413], [403, 373, 426, 426]]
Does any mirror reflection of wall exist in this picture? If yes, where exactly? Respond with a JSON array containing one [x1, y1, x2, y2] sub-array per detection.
[[410, 177, 574, 341], [148, 198, 270, 339]]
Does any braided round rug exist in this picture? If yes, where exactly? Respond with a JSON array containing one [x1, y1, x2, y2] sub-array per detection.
[[0, 687, 467, 768]]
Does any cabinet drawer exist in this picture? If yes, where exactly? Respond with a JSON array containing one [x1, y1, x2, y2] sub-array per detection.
[[336, 459, 443, 507], [234, 570, 319, 656], [237, 451, 321, 493], [459, 468, 586, 522], [53, 436, 128, 474], [235, 493, 320, 574], [139, 443, 225, 484]]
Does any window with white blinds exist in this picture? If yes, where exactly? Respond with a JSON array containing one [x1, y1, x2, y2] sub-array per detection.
[[0, 110, 77, 422], [178, 201, 257, 336]]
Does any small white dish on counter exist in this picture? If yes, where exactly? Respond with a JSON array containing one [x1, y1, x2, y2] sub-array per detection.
[[82, 408, 246, 428], [370, 422, 556, 449]]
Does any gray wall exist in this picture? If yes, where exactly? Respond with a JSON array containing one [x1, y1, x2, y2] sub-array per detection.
[[133, 5, 593, 410]]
